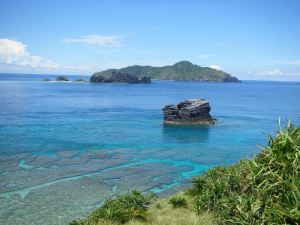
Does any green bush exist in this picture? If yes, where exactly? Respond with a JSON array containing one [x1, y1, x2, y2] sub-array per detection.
[[71, 190, 156, 224], [189, 121, 300, 224], [168, 196, 188, 208]]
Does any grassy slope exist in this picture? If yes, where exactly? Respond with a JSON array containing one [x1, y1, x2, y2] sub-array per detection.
[[94, 61, 239, 82], [71, 192, 216, 225], [71, 121, 299, 225], [127, 196, 216, 225], [189, 121, 299, 224]]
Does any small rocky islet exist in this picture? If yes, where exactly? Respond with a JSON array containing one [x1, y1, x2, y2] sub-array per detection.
[[163, 99, 215, 125], [56, 75, 69, 81], [43, 76, 87, 82]]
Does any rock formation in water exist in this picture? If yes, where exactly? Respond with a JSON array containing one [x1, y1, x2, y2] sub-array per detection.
[[139, 76, 151, 83], [73, 79, 87, 83], [90, 74, 106, 83], [90, 71, 151, 84], [56, 75, 69, 81], [162, 99, 215, 125]]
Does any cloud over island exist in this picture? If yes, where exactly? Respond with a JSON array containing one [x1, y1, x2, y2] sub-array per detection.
[[62, 34, 123, 47], [209, 64, 223, 71]]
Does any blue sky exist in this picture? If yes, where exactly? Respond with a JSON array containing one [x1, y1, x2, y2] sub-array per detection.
[[0, 0, 300, 80]]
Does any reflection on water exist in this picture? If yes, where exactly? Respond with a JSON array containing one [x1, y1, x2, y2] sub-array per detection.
[[162, 124, 211, 143]]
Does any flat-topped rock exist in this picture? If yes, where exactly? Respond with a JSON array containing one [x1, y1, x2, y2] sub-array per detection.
[[162, 99, 215, 125]]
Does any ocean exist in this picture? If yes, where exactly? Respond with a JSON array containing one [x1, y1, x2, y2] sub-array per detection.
[[0, 73, 299, 224]]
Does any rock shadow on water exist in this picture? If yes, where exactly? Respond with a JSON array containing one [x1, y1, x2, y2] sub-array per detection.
[[162, 124, 211, 143]]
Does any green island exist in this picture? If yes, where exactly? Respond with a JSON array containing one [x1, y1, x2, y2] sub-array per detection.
[[70, 121, 299, 225], [93, 61, 240, 82]]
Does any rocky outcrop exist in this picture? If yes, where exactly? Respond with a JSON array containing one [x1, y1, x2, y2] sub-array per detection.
[[90, 74, 106, 83], [222, 74, 240, 82], [90, 72, 151, 84], [140, 76, 151, 83], [110, 72, 140, 83], [162, 99, 215, 125], [56, 75, 69, 81], [73, 79, 87, 83]]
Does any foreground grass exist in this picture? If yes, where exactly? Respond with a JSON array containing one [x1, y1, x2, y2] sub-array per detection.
[[71, 121, 299, 225], [128, 197, 216, 225], [70, 192, 216, 225]]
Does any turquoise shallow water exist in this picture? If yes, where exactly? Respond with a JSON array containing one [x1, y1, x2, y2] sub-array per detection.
[[0, 74, 300, 224]]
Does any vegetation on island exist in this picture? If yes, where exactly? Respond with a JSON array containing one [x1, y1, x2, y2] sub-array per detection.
[[70, 121, 299, 225], [93, 61, 240, 82]]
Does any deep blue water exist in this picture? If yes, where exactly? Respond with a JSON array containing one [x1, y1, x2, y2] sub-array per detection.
[[1, 74, 299, 159], [0, 73, 299, 224]]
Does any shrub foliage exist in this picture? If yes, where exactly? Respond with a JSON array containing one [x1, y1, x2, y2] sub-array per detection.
[[189, 121, 300, 224], [169, 196, 188, 208], [70, 190, 156, 224]]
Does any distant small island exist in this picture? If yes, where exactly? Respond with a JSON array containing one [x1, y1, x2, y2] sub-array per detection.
[[92, 60, 240, 82], [56, 75, 69, 81], [43, 76, 87, 83]]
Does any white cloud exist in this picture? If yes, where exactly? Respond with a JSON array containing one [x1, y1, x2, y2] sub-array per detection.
[[0, 38, 59, 69], [0, 39, 27, 64], [19, 55, 59, 68], [62, 34, 122, 47], [263, 69, 283, 76], [209, 64, 222, 70], [0, 38, 91, 74]]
